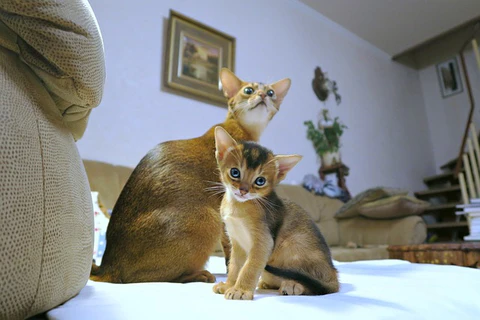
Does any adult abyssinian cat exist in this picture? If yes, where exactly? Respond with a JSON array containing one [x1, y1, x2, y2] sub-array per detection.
[[212, 127, 339, 300], [90, 69, 291, 283]]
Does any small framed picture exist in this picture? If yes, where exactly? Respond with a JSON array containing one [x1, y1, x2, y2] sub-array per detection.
[[164, 10, 236, 106], [436, 57, 463, 98]]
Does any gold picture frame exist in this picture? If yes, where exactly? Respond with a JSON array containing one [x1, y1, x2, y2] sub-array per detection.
[[164, 10, 236, 106]]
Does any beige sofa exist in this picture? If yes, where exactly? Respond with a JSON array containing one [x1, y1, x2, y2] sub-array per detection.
[[83, 160, 427, 262]]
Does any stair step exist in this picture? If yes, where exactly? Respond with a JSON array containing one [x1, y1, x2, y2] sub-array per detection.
[[423, 202, 459, 213], [423, 172, 458, 187], [440, 158, 459, 172], [414, 186, 461, 200], [426, 221, 468, 229]]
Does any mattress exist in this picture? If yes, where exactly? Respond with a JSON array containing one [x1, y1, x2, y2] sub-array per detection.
[[47, 257, 480, 320]]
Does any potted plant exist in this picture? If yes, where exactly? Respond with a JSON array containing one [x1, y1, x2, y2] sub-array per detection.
[[305, 66, 347, 167], [304, 109, 347, 167]]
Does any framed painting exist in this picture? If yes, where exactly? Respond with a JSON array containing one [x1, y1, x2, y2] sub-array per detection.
[[164, 10, 236, 105], [436, 57, 463, 98]]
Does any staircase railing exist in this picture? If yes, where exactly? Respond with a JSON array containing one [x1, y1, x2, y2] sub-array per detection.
[[454, 24, 480, 179], [458, 122, 480, 204]]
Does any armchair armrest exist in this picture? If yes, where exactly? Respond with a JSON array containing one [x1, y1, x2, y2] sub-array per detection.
[[338, 216, 426, 246]]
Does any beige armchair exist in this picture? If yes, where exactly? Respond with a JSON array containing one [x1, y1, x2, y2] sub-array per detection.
[[0, 1, 104, 318]]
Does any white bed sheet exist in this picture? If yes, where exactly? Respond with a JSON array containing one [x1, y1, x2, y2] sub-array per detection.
[[48, 257, 480, 320]]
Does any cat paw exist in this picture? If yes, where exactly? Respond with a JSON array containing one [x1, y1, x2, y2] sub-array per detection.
[[177, 270, 216, 283], [279, 280, 305, 295], [213, 281, 231, 294], [197, 270, 216, 283], [225, 287, 254, 300], [258, 280, 273, 289]]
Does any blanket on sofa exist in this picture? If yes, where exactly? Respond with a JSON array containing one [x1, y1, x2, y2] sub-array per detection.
[[47, 257, 480, 320]]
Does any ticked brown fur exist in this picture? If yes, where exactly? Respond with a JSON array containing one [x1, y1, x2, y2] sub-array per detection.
[[90, 69, 291, 283], [212, 128, 339, 300]]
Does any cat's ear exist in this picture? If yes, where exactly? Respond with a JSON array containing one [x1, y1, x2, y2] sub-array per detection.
[[214, 126, 237, 161], [275, 154, 302, 181], [271, 78, 291, 104], [220, 68, 243, 99]]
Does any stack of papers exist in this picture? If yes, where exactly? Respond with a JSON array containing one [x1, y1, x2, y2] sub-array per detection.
[[456, 199, 480, 240]]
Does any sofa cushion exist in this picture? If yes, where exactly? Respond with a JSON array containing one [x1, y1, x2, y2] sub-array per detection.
[[0, 1, 104, 318], [276, 184, 343, 246], [83, 160, 134, 210], [0, 0, 105, 140], [335, 187, 408, 219], [338, 216, 427, 246], [358, 195, 430, 219], [0, 47, 94, 319]]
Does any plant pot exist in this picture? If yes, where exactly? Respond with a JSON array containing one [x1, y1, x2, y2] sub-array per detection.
[[320, 151, 341, 167]]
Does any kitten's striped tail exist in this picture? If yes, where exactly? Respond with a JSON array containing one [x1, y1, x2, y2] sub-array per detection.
[[264, 265, 335, 295]]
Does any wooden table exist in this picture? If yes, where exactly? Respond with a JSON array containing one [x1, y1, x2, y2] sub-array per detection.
[[387, 242, 480, 268]]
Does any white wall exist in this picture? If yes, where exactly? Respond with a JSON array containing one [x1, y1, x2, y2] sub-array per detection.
[[78, 0, 435, 195], [419, 50, 480, 172]]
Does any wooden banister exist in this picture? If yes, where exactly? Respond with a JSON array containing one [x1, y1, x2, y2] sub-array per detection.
[[453, 24, 480, 178], [454, 52, 475, 177]]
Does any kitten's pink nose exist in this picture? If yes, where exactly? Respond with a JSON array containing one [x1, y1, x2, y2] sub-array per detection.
[[239, 186, 249, 196], [259, 92, 266, 99]]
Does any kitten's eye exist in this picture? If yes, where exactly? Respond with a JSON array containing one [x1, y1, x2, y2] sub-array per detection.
[[230, 168, 241, 179], [244, 87, 254, 95], [267, 89, 274, 97], [255, 177, 266, 186]]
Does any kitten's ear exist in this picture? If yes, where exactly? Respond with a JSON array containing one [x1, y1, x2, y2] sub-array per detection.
[[220, 68, 243, 99], [271, 78, 291, 104], [275, 154, 302, 182], [214, 126, 237, 161]]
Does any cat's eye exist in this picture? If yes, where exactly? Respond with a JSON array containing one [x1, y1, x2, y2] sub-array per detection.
[[255, 177, 266, 186], [266, 89, 275, 97], [230, 168, 241, 179], [244, 87, 254, 95]]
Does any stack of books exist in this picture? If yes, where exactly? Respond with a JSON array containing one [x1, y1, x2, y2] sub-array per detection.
[[456, 199, 480, 241]]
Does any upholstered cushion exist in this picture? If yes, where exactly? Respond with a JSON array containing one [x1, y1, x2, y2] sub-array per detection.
[[358, 195, 430, 219], [335, 187, 409, 219], [338, 216, 427, 246], [83, 160, 134, 210], [276, 184, 343, 246], [0, 47, 94, 319], [0, 0, 105, 140], [0, 1, 104, 318]]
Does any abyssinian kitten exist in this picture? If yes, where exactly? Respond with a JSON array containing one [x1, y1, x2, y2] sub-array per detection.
[[212, 127, 339, 300], [90, 68, 291, 283]]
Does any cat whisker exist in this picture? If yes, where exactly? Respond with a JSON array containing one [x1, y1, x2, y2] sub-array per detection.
[[255, 198, 271, 215], [258, 197, 279, 213], [205, 188, 226, 199], [205, 180, 224, 186]]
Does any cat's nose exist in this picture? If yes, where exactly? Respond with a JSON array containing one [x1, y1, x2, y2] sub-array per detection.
[[239, 186, 249, 196], [259, 92, 266, 99]]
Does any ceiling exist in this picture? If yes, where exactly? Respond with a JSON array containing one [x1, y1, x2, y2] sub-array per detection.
[[299, 0, 480, 57]]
